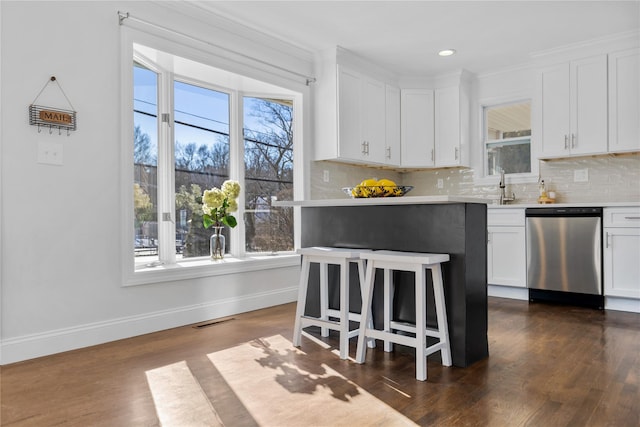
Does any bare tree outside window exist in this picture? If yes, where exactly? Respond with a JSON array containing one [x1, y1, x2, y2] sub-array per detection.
[[244, 97, 294, 253]]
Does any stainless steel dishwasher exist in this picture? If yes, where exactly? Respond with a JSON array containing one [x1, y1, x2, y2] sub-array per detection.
[[525, 207, 603, 308]]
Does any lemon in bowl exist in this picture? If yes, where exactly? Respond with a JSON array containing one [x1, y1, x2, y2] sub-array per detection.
[[357, 178, 378, 197], [377, 178, 397, 196]]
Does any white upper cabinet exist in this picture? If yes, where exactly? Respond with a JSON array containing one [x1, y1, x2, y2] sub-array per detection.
[[538, 54, 608, 158], [608, 48, 640, 153], [385, 84, 401, 165], [336, 66, 364, 161], [359, 71, 387, 163], [401, 89, 435, 167], [400, 81, 469, 168], [314, 60, 399, 166], [435, 85, 468, 167]]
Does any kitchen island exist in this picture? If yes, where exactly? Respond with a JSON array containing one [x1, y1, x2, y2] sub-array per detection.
[[277, 196, 489, 367]]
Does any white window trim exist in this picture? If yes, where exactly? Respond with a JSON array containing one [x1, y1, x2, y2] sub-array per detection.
[[474, 95, 539, 186], [120, 26, 305, 287]]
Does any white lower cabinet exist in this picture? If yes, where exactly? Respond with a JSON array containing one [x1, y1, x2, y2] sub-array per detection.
[[604, 207, 640, 299], [487, 209, 526, 288]]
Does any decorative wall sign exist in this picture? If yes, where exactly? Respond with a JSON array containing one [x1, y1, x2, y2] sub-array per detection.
[[29, 76, 77, 135]]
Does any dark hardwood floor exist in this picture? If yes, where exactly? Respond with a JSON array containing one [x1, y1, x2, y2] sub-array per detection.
[[1, 297, 639, 426]]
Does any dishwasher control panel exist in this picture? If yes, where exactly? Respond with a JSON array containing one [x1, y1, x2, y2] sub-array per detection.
[[526, 207, 603, 216]]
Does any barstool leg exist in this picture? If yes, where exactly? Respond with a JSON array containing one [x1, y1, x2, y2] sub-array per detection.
[[383, 267, 393, 352], [432, 265, 452, 366], [293, 257, 311, 347], [357, 259, 376, 349], [415, 265, 427, 381], [320, 262, 329, 337], [339, 259, 350, 360], [355, 260, 376, 364]]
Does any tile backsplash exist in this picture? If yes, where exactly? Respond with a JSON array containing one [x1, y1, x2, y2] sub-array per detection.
[[310, 153, 640, 204]]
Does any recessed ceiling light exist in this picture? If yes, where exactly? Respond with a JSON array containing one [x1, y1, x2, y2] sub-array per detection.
[[438, 49, 456, 57]]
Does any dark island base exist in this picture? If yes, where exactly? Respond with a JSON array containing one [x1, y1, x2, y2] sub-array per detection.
[[300, 203, 488, 368]]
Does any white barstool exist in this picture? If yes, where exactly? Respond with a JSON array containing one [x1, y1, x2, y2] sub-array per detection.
[[293, 247, 374, 360], [355, 250, 452, 381]]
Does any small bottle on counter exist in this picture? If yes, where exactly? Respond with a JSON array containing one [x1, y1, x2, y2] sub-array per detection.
[[538, 180, 550, 203], [539, 180, 547, 198]]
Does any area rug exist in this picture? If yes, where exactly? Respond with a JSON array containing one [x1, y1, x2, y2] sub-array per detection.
[[207, 334, 416, 426]]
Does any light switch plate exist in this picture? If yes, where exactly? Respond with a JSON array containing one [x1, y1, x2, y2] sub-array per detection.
[[323, 170, 330, 183], [437, 179, 444, 189], [37, 141, 63, 165], [574, 168, 589, 182]]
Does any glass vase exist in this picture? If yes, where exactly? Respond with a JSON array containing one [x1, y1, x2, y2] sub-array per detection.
[[210, 226, 225, 260]]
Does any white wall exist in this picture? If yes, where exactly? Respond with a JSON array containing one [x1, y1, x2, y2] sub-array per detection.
[[0, 1, 308, 364]]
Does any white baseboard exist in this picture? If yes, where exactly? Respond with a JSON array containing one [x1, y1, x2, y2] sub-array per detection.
[[488, 284, 529, 301], [489, 285, 640, 314], [1, 286, 298, 365], [605, 296, 640, 313]]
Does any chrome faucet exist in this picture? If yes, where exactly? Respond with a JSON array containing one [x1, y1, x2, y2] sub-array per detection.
[[499, 171, 516, 205]]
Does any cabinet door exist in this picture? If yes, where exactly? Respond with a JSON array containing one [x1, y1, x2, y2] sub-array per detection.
[[385, 84, 401, 165], [609, 49, 640, 153], [362, 77, 386, 163], [604, 228, 640, 298], [539, 63, 571, 157], [570, 54, 608, 156], [488, 226, 526, 287], [337, 66, 364, 161], [434, 86, 461, 166], [401, 89, 434, 167]]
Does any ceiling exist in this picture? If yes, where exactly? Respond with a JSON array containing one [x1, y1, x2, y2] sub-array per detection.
[[190, 1, 640, 77]]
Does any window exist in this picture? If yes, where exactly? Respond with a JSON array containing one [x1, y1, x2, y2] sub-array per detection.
[[173, 80, 231, 258], [131, 44, 297, 271], [243, 97, 294, 253], [483, 100, 531, 176]]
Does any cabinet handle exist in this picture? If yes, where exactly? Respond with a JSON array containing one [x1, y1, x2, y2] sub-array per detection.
[[455, 147, 459, 160], [571, 133, 576, 148], [624, 216, 640, 220], [487, 232, 491, 244], [564, 135, 569, 150], [605, 231, 610, 249], [386, 146, 391, 159], [366, 141, 370, 155], [431, 149, 434, 162]]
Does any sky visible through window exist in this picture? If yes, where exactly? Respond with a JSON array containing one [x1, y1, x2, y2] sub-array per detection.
[[134, 65, 272, 156]]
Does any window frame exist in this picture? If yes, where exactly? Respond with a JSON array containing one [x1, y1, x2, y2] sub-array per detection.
[[475, 95, 539, 185], [120, 27, 304, 287]]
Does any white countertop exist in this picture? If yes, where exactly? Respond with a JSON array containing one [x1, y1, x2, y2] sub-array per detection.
[[273, 195, 487, 207], [274, 197, 640, 208], [487, 201, 640, 209]]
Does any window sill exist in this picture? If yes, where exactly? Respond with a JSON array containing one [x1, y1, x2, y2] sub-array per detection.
[[124, 253, 300, 287]]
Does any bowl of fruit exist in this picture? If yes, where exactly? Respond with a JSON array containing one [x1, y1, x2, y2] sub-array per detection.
[[343, 178, 413, 198]]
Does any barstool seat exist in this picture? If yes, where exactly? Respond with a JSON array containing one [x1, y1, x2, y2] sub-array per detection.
[[293, 247, 374, 360], [355, 250, 452, 381]]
